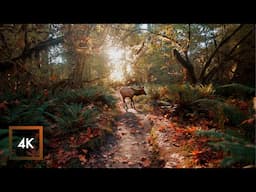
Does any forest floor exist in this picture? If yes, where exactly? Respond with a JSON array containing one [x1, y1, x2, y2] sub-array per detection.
[[40, 91, 224, 168], [85, 92, 191, 168]]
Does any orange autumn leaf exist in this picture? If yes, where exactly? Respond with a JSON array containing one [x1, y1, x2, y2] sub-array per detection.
[[188, 139, 195, 144], [198, 137, 208, 143], [176, 128, 185, 133], [158, 125, 166, 132], [168, 122, 175, 129], [79, 154, 87, 163], [187, 126, 197, 134], [142, 159, 151, 167], [191, 150, 203, 156]]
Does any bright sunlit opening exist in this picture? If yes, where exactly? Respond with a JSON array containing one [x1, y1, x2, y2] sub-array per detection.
[[107, 47, 123, 62], [105, 43, 133, 82], [110, 69, 124, 81]]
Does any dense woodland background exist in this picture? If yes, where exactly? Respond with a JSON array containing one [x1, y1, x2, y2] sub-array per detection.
[[0, 24, 255, 168]]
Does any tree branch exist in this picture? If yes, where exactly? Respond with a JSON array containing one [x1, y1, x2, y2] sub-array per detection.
[[112, 25, 183, 49], [173, 49, 197, 84], [203, 27, 253, 83], [199, 24, 244, 81], [0, 36, 64, 72]]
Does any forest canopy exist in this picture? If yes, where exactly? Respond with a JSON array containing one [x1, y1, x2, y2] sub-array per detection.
[[0, 24, 254, 89]]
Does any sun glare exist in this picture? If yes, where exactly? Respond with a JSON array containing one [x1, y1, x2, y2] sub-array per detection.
[[107, 47, 123, 62], [106, 44, 133, 82], [110, 69, 124, 81]]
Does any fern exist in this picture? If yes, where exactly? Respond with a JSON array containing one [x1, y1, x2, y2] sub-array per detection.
[[53, 86, 116, 107], [166, 83, 215, 104], [192, 99, 246, 126], [216, 83, 255, 98], [45, 103, 97, 131], [0, 129, 20, 167], [101, 94, 116, 107], [197, 130, 256, 167], [0, 101, 49, 125]]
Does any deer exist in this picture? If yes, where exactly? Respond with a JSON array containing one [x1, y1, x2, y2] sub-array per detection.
[[120, 86, 146, 111]]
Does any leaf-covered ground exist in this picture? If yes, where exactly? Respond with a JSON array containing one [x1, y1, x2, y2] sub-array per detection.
[[13, 90, 255, 168], [56, 91, 224, 168]]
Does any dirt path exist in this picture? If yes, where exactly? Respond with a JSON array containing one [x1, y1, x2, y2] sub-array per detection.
[[86, 91, 187, 168]]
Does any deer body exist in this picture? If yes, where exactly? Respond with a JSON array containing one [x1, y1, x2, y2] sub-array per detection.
[[120, 87, 146, 111]]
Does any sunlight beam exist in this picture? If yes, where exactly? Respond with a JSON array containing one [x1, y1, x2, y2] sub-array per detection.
[[105, 44, 133, 82]]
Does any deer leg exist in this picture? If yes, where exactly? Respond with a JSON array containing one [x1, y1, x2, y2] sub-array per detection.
[[123, 97, 128, 111], [131, 97, 136, 110]]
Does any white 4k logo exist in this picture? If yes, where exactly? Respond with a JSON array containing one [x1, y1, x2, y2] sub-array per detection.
[[17, 137, 34, 149]]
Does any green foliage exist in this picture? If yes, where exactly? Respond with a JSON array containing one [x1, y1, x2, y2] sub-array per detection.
[[99, 94, 117, 107], [216, 83, 255, 98], [192, 98, 247, 126], [45, 103, 97, 131], [197, 129, 256, 167], [239, 117, 256, 143], [146, 84, 162, 101], [53, 86, 116, 107], [0, 100, 49, 125], [0, 129, 20, 167], [167, 83, 215, 104]]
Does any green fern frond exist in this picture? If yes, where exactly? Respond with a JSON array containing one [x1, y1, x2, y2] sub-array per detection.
[[197, 129, 256, 167]]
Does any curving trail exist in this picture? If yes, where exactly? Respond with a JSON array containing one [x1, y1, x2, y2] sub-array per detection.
[[85, 91, 187, 168]]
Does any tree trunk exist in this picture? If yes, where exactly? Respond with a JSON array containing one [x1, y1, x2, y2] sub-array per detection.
[[232, 27, 255, 87], [199, 24, 244, 83], [173, 49, 197, 84], [203, 25, 254, 84]]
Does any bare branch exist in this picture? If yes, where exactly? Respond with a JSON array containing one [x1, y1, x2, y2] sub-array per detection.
[[199, 24, 244, 81]]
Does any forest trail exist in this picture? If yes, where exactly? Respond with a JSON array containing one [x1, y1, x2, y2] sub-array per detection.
[[86, 91, 187, 168]]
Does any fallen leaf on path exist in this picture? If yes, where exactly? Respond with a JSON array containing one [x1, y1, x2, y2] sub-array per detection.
[[128, 161, 133, 165], [121, 159, 128, 164], [130, 129, 136, 134], [142, 159, 151, 167], [187, 126, 198, 133], [191, 150, 203, 156], [81, 149, 88, 154], [79, 154, 87, 165]]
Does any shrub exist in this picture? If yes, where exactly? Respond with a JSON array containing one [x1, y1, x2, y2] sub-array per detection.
[[45, 103, 97, 132], [216, 83, 255, 99], [197, 129, 255, 167], [192, 99, 246, 126], [167, 83, 215, 104]]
